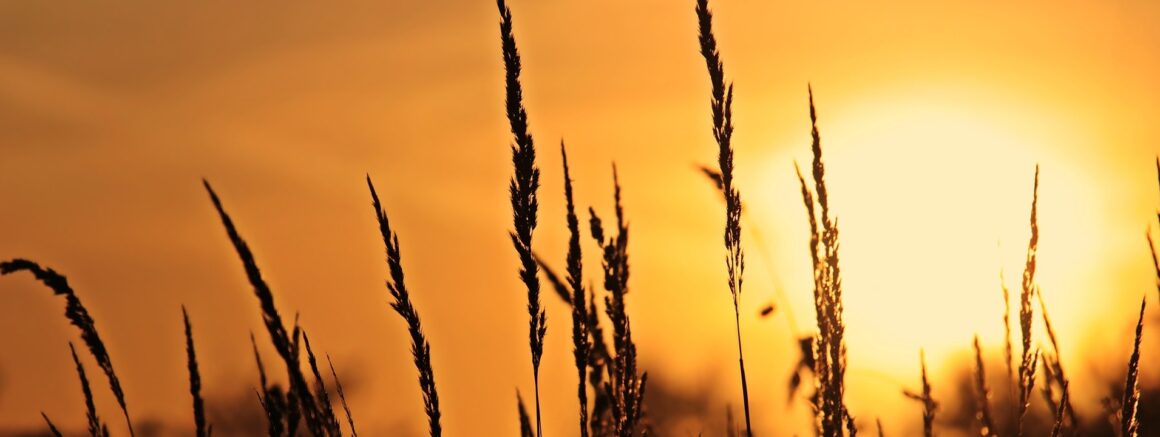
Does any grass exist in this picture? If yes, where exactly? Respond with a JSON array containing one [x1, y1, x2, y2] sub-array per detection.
[[368, 176, 442, 437], [182, 307, 209, 437], [695, 1, 753, 434], [4, 2, 1160, 436]]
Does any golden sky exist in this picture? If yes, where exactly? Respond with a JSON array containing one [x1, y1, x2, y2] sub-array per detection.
[[1, 0, 1160, 435]]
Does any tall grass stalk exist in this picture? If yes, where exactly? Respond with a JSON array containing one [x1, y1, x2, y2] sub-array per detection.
[[694, 1, 751, 434], [303, 331, 342, 435], [69, 342, 105, 437], [1121, 297, 1145, 437], [368, 176, 442, 437], [328, 355, 358, 437], [496, 1, 547, 434], [590, 166, 648, 437], [203, 180, 327, 436], [972, 336, 996, 437], [1016, 167, 1041, 436], [182, 307, 209, 437], [904, 350, 936, 437], [1050, 381, 1069, 437], [796, 86, 850, 437], [558, 142, 592, 437], [0, 259, 135, 436]]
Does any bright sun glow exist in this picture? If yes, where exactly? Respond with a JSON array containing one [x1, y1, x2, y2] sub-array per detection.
[[752, 88, 1112, 409]]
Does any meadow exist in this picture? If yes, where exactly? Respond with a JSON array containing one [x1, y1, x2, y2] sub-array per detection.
[[2, 0, 1160, 436]]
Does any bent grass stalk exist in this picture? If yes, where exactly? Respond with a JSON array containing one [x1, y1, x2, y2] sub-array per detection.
[[368, 176, 443, 437], [203, 180, 327, 436], [0, 259, 135, 436]]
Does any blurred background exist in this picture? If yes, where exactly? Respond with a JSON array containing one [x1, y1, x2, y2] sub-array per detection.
[[1, 0, 1160, 435]]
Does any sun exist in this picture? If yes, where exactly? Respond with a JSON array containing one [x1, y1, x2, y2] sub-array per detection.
[[748, 85, 1112, 417]]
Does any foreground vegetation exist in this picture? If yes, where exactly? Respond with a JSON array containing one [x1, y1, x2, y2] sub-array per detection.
[[3, 0, 1159, 436]]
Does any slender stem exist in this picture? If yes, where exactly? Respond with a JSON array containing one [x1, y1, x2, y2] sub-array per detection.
[[734, 305, 753, 436]]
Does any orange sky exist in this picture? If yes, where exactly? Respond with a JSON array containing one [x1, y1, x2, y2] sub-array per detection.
[[2, 0, 1160, 435]]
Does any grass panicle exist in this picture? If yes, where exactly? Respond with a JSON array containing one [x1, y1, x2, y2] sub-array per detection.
[[1036, 292, 1076, 427], [1121, 297, 1146, 437], [69, 342, 105, 437], [497, 1, 546, 435], [368, 176, 442, 437], [327, 355, 358, 437], [972, 336, 996, 437], [876, 418, 884, 437], [1016, 167, 1040, 437], [589, 166, 648, 437], [303, 331, 342, 435], [1050, 381, 1069, 437], [559, 141, 592, 437], [182, 307, 209, 437], [0, 259, 135, 436], [796, 86, 850, 437], [904, 350, 936, 437], [203, 180, 327, 436], [695, 0, 751, 434]]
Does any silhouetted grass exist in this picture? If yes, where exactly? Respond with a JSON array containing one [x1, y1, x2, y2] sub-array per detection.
[[904, 350, 936, 437], [589, 166, 648, 437], [203, 180, 328, 437], [183, 307, 209, 437], [973, 335, 996, 437], [0, 259, 135, 436], [367, 176, 442, 437], [327, 355, 358, 437], [695, 0, 752, 434], [1121, 298, 1146, 437], [796, 86, 851, 437], [1017, 167, 1041, 436], [42, 413, 64, 437], [303, 331, 342, 435], [496, 1, 547, 435]]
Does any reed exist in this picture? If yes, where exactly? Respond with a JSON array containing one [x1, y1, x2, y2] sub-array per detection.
[[182, 307, 209, 437], [1121, 297, 1146, 437], [203, 180, 327, 436], [694, 0, 752, 433], [0, 259, 135, 436], [367, 176, 443, 437]]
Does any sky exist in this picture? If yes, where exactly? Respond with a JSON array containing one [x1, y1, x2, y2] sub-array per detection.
[[1, 0, 1160, 435]]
